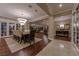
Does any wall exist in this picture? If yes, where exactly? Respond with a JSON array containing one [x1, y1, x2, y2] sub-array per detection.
[[54, 14, 72, 37]]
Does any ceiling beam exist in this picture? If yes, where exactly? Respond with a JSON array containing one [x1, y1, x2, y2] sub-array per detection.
[[54, 9, 72, 17], [37, 3, 51, 16]]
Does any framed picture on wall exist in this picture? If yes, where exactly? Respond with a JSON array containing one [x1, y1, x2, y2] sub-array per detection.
[[64, 24, 70, 30]]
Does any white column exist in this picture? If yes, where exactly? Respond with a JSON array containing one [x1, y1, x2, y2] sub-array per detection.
[[0, 22, 1, 38], [46, 4, 55, 40], [71, 13, 73, 43], [48, 16, 55, 40], [7, 22, 9, 37]]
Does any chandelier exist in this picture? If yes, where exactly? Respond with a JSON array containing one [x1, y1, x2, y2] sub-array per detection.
[[17, 17, 27, 25]]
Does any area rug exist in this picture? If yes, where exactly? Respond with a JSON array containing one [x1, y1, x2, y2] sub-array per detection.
[[5, 37, 42, 53]]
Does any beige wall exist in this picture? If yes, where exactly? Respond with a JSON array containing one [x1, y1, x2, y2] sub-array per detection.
[[54, 14, 72, 37]]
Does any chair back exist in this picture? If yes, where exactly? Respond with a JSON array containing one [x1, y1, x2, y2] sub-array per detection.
[[30, 29, 36, 40], [13, 30, 22, 37]]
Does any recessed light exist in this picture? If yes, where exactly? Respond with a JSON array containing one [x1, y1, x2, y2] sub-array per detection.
[[28, 5, 32, 8], [35, 9, 38, 12], [59, 4, 63, 7]]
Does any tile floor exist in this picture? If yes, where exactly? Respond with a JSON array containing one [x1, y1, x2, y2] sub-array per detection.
[[37, 39, 79, 56]]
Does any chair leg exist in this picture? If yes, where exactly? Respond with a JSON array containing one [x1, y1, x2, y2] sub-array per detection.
[[30, 40, 32, 46], [33, 40, 35, 44], [33, 39, 36, 48], [19, 37, 22, 44], [17, 37, 19, 42]]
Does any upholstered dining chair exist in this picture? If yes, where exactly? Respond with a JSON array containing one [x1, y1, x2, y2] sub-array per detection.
[[13, 30, 22, 43], [29, 29, 36, 44], [23, 29, 35, 45]]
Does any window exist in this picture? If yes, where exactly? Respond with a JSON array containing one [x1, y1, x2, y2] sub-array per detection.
[[1, 22, 7, 36]]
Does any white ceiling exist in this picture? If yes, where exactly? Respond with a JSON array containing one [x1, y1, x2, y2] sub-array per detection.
[[0, 3, 74, 22], [47, 3, 74, 15], [55, 14, 72, 22], [0, 3, 48, 22]]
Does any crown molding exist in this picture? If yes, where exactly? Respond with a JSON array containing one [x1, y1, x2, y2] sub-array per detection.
[[0, 16, 17, 21]]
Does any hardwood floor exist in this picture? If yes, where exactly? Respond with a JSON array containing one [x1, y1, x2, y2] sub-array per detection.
[[0, 38, 51, 56], [0, 38, 11, 56]]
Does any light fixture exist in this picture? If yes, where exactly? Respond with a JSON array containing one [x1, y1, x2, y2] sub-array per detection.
[[76, 23, 79, 26], [17, 11, 28, 25], [60, 24, 64, 28], [59, 4, 63, 7], [17, 17, 27, 25]]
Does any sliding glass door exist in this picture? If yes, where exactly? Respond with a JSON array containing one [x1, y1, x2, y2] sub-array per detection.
[[1, 22, 7, 36], [9, 23, 15, 35], [0, 21, 20, 38]]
